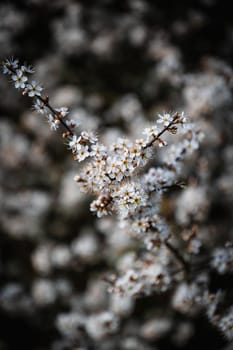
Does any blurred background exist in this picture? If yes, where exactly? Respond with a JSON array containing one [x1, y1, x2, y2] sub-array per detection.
[[0, 0, 233, 349]]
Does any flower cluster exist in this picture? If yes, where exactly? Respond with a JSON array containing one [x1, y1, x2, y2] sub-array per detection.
[[1, 57, 201, 280], [109, 252, 172, 297], [2, 56, 233, 345], [2, 57, 78, 133], [56, 310, 119, 340]]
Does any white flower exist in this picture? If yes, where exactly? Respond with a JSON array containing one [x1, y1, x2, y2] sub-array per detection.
[[132, 218, 150, 235], [90, 194, 112, 217], [92, 172, 111, 192], [163, 144, 182, 165], [74, 145, 90, 162], [143, 262, 171, 292], [68, 135, 82, 153], [56, 312, 85, 336], [118, 155, 135, 175], [180, 111, 188, 124], [50, 245, 71, 268], [113, 269, 142, 296], [211, 247, 233, 274], [55, 107, 69, 117], [106, 156, 121, 179], [172, 283, 199, 315], [135, 138, 147, 148], [32, 279, 56, 306], [182, 138, 199, 154], [157, 113, 173, 126], [115, 183, 147, 217], [129, 143, 142, 159], [11, 69, 28, 89], [86, 311, 119, 340], [110, 293, 134, 317], [117, 138, 133, 151], [26, 81, 43, 97], [65, 119, 79, 129], [33, 98, 48, 114], [71, 233, 98, 261], [138, 147, 152, 166], [81, 130, 98, 143], [47, 114, 60, 130], [21, 64, 35, 74], [188, 239, 202, 254], [219, 307, 233, 340], [142, 167, 175, 192], [142, 125, 160, 139], [2, 57, 19, 74], [90, 143, 107, 158]]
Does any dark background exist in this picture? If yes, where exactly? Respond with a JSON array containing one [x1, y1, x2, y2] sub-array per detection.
[[0, 0, 233, 349]]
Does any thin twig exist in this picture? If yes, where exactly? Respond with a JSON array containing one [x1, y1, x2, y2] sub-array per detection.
[[165, 241, 190, 277], [7, 65, 74, 136], [37, 95, 74, 135], [143, 112, 180, 149]]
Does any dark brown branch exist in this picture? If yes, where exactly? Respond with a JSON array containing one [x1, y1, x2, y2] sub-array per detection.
[[143, 112, 180, 150], [6, 64, 74, 136], [36, 95, 73, 136], [165, 241, 190, 276]]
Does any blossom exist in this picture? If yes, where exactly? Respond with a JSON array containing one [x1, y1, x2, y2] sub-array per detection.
[[117, 138, 133, 150], [138, 147, 152, 166], [106, 156, 122, 179], [86, 311, 119, 340], [55, 107, 69, 117], [129, 143, 142, 159], [163, 144, 182, 166], [142, 167, 175, 192], [182, 138, 199, 154], [142, 125, 160, 139], [219, 306, 233, 340], [114, 183, 147, 217], [26, 80, 43, 97], [2, 57, 19, 74], [157, 113, 173, 126], [73, 145, 90, 162], [90, 143, 107, 158], [211, 246, 233, 274], [32, 279, 57, 306], [56, 312, 85, 337], [50, 245, 71, 268], [132, 217, 150, 235], [47, 114, 60, 130], [90, 195, 112, 217], [71, 233, 98, 262], [80, 130, 98, 143], [21, 64, 35, 74], [179, 111, 188, 124], [65, 119, 79, 129], [2, 58, 210, 338], [33, 98, 48, 114], [68, 135, 82, 153], [111, 269, 143, 296], [118, 155, 135, 175], [11, 69, 28, 89]]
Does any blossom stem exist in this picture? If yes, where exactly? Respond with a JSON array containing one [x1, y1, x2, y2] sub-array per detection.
[[144, 112, 180, 149], [165, 241, 190, 276], [6, 64, 73, 136], [36, 95, 74, 135]]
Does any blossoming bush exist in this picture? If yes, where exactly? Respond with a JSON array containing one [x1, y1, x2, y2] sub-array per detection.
[[2, 56, 233, 349]]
